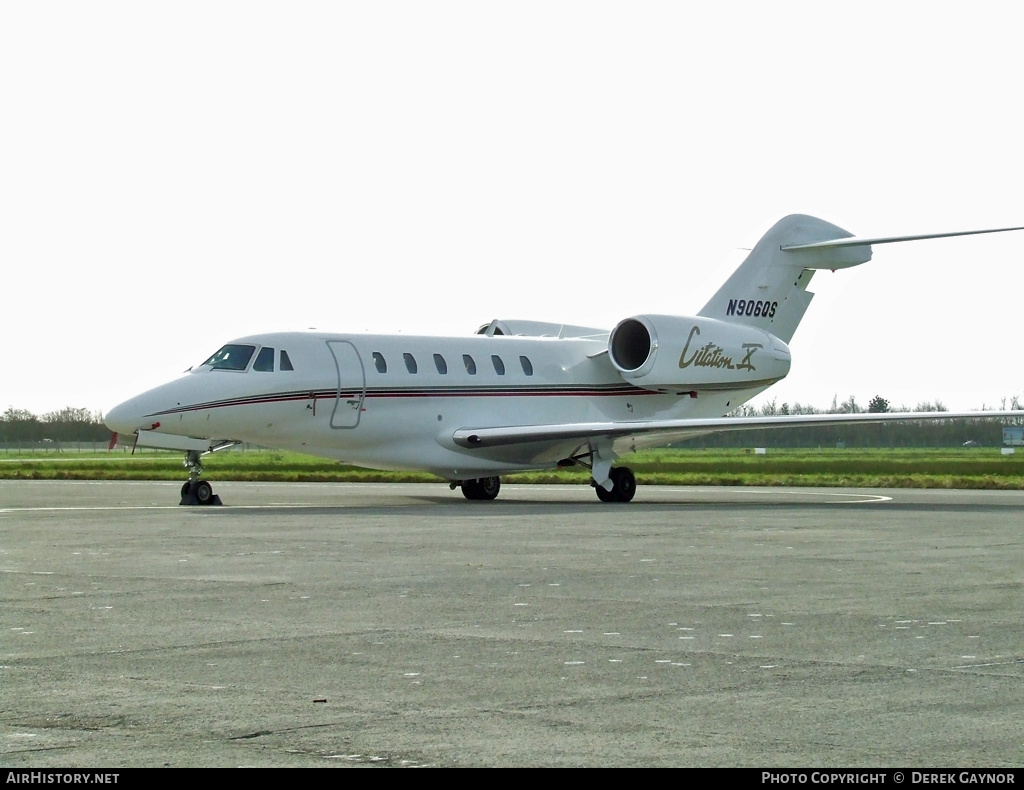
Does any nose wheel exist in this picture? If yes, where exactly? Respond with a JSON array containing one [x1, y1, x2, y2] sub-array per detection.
[[179, 450, 222, 506]]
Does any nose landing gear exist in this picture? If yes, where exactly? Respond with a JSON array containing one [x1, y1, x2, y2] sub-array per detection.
[[179, 450, 223, 506]]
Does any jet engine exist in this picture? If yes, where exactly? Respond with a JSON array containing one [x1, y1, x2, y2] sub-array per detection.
[[607, 314, 791, 392]]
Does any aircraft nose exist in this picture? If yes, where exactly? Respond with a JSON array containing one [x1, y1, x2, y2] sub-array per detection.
[[105, 397, 145, 435]]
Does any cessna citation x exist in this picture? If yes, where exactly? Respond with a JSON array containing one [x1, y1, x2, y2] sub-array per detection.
[[106, 215, 1024, 505]]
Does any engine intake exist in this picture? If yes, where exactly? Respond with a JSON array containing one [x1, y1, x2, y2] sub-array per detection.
[[609, 318, 654, 372]]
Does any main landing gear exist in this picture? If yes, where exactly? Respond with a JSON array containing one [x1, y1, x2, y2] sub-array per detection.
[[593, 466, 637, 503], [179, 450, 222, 506], [451, 468, 636, 502], [559, 442, 638, 503], [458, 476, 501, 501]]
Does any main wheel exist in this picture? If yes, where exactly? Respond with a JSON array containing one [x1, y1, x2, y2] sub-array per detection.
[[461, 477, 501, 500], [610, 467, 636, 503], [595, 467, 637, 503], [477, 476, 500, 500]]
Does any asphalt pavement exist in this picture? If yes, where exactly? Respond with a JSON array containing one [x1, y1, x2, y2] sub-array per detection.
[[2, 481, 1022, 767]]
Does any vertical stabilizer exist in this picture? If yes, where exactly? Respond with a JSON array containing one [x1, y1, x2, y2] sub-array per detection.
[[698, 214, 870, 343]]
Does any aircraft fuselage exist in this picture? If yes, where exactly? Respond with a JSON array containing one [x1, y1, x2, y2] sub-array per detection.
[[106, 328, 778, 479]]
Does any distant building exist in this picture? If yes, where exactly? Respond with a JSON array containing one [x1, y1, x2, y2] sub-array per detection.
[[1003, 426, 1024, 446]]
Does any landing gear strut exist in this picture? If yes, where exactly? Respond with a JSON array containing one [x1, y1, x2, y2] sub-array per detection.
[[460, 476, 501, 501], [179, 450, 222, 506]]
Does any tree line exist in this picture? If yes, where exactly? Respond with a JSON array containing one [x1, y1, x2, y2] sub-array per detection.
[[703, 394, 1024, 449], [1, 407, 110, 442]]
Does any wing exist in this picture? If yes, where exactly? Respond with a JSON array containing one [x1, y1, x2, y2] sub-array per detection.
[[451, 410, 1021, 453]]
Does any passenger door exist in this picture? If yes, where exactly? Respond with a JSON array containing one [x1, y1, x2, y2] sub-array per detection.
[[326, 340, 365, 429]]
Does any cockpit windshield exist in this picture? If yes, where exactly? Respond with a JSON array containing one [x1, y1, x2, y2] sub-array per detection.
[[200, 344, 256, 371]]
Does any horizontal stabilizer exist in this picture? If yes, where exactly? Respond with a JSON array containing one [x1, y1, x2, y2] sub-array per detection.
[[782, 225, 1024, 251]]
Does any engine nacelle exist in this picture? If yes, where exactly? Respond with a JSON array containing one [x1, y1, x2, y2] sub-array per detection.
[[608, 314, 791, 392]]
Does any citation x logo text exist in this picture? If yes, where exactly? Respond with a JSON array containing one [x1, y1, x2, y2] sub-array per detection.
[[678, 325, 761, 371]]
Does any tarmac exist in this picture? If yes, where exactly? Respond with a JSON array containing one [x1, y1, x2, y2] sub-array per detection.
[[1, 480, 1023, 767]]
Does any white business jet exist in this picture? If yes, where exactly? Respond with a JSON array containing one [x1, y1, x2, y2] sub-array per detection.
[[105, 215, 1023, 505]]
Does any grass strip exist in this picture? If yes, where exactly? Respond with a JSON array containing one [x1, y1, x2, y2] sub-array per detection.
[[2, 448, 1021, 489]]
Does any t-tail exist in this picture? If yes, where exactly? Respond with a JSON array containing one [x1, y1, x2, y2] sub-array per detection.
[[698, 214, 1024, 343]]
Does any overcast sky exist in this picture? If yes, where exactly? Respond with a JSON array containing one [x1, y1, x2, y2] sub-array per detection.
[[3, 1, 1023, 418]]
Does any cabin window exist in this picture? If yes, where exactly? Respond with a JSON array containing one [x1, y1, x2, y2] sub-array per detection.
[[253, 347, 275, 372], [463, 354, 477, 375], [491, 355, 505, 375], [280, 350, 294, 371], [201, 344, 255, 371], [403, 353, 418, 374], [372, 352, 387, 374], [519, 355, 534, 376], [433, 353, 447, 374]]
